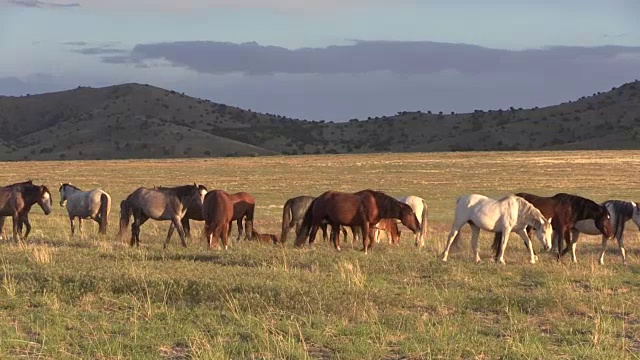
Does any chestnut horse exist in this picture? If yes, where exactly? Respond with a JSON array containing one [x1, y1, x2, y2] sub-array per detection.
[[280, 195, 357, 244], [251, 229, 279, 244], [373, 218, 402, 245], [228, 192, 255, 241], [203, 190, 234, 249], [294, 189, 420, 254], [492, 192, 612, 261], [0, 182, 53, 242]]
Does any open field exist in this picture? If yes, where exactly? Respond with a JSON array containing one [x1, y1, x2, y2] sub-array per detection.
[[1, 151, 640, 359]]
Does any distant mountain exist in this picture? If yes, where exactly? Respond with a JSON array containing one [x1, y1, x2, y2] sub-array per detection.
[[0, 80, 638, 160]]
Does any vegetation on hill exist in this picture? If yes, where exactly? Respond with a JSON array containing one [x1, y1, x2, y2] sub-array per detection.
[[0, 80, 639, 160]]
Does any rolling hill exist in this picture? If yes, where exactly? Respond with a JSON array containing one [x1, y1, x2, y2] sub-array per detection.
[[0, 80, 639, 160]]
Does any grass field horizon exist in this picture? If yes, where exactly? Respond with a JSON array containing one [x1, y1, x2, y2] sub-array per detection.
[[1, 151, 640, 359]]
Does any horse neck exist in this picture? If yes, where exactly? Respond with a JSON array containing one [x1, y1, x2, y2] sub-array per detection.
[[21, 186, 42, 206], [517, 200, 542, 228], [63, 186, 81, 197]]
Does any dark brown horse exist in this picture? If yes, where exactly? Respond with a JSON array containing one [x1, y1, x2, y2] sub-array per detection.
[[492, 192, 612, 260], [0, 180, 35, 240], [203, 190, 234, 249], [228, 192, 255, 241], [0, 182, 52, 242], [118, 184, 205, 248], [295, 189, 420, 254], [280, 195, 352, 244]]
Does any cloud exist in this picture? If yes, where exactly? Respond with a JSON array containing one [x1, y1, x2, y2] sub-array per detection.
[[7, 40, 640, 121], [6, 0, 80, 7], [89, 40, 640, 78]]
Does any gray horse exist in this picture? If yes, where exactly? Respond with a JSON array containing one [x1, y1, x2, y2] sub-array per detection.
[[59, 183, 111, 237], [118, 184, 206, 248]]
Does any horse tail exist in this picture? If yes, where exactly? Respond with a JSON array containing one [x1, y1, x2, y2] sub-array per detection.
[[118, 199, 132, 240], [98, 193, 110, 235], [294, 199, 316, 247], [420, 199, 429, 246], [280, 199, 294, 243]]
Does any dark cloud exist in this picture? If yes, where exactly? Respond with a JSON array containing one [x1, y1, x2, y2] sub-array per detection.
[[8, 0, 80, 7], [72, 47, 129, 55], [90, 40, 640, 78], [63, 41, 89, 46]]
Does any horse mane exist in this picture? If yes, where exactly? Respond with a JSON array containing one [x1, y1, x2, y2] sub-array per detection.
[[512, 196, 546, 225], [4, 179, 33, 188], [359, 189, 404, 217], [155, 184, 203, 199], [60, 183, 82, 191]]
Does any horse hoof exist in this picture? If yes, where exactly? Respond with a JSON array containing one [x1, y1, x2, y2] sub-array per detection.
[[336, 247, 341, 252]]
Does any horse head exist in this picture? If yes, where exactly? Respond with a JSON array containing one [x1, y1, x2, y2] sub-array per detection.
[[38, 185, 53, 215], [595, 206, 613, 239], [58, 183, 69, 207], [399, 203, 420, 234], [535, 217, 553, 251]]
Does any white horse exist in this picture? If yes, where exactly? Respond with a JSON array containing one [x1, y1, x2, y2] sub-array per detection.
[[572, 200, 640, 265], [442, 194, 553, 264], [59, 183, 111, 237], [396, 195, 428, 247]]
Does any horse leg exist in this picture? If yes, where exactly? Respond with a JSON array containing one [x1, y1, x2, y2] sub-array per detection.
[[181, 217, 191, 239], [330, 225, 340, 251], [308, 224, 320, 245], [597, 234, 608, 265], [470, 225, 481, 263], [236, 219, 243, 241], [22, 215, 31, 240], [171, 216, 187, 248], [320, 223, 328, 242], [516, 228, 537, 264], [441, 224, 464, 262], [12, 214, 20, 243], [617, 234, 627, 265], [569, 228, 579, 263], [222, 222, 230, 250], [69, 216, 75, 237], [496, 227, 511, 265], [134, 215, 148, 247], [244, 220, 253, 241], [78, 218, 84, 239], [363, 223, 376, 254], [164, 223, 176, 249]]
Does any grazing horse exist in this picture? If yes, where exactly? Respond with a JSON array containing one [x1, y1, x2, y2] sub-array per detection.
[[0, 180, 34, 240], [118, 184, 205, 248], [571, 200, 640, 264], [228, 192, 255, 241], [0, 182, 53, 242], [281, 195, 363, 245], [59, 183, 111, 237], [397, 195, 428, 247], [203, 190, 234, 249], [492, 193, 613, 261], [295, 189, 420, 254], [373, 218, 402, 245], [154, 184, 208, 239], [442, 194, 552, 264]]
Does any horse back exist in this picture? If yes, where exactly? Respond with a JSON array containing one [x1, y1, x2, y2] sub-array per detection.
[[314, 191, 368, 226], [203, 190, 234, 225]]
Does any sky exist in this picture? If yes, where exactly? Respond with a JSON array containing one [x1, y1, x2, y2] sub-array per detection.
[[1, 0, 639, 121]]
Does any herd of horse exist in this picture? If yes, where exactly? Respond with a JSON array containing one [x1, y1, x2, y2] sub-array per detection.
[[0, 179, 638, 265]]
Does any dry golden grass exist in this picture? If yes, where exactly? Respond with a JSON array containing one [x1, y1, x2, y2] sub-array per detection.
[[1, 151, 640, 359]]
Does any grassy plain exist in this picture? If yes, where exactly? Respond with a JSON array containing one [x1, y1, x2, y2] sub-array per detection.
[[1, 151, 640, 359]]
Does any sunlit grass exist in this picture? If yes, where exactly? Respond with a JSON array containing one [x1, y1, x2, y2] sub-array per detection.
[[0, 151, 639, 358]]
